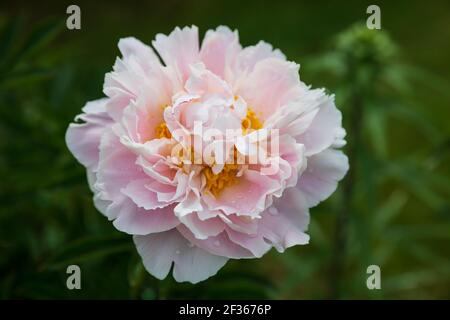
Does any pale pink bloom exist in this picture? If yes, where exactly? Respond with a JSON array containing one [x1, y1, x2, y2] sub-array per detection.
[[66, 26, 348, 283]]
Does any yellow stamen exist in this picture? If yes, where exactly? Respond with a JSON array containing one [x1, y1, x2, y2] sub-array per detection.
[[242, 108, 263, 133], [204, 164, 238, 197], [204, 148, 239, 197], [155, 122, 171, 139], [153, 104, 171, 139]]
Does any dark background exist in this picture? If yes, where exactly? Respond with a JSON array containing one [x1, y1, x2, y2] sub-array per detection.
[[0, 0, 449, 299]]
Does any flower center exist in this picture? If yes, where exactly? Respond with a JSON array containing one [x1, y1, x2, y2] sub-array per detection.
[[155, 122, 171, 139], [204, 164, 238, 197], [203, 148, 240, 197], [241, 108, 263, 133]]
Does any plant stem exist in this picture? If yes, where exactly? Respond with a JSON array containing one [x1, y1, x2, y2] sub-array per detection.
[[329, 82, 364, 299]]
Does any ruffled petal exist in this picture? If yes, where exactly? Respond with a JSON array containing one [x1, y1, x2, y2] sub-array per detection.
[[200, 26, 241, 78], [296, 95, 344, 156], [177, 225, 254, 259], [202, 169, 280, 217], [134, 229, 228, 283], [296, 148, 349, 207], [122, 179, 168, 210], [259, 188, 310, 252], [65, 98, 112, 169], [118, 37, 160, 68], [152, 26, 200, 81], [179, 213, 225, 240], [229, 41, 285, 79], [113, 199, 179, 235], [104, 38, 177, 122], [226, 227, 271, 258], [236, 58, 303, 120]]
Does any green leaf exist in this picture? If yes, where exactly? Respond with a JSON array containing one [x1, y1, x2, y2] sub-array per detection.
[[384, 161, 446, 210], [383, 269, 443, 293], [393, 224, 450, 239], [399, 64, 450, 100], [0, 67, 53, 86], [382, 64, 412, 94], [0, 17, 24, 69], [42, 234, 132, 270], [141, 288, 157, 300], [374, 190, 408, 230], [405, 244, 450, 274], [366, 103, 388, 158], [6, 19, 63, 70], [385, 103, 441, 143]]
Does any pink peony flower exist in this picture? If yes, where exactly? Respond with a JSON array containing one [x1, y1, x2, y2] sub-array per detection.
[[66, 26, 348, 283]]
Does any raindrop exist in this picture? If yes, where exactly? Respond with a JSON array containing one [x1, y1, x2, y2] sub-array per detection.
[[175, 250, 181, 255], [268, 207, 278, 215], [213, 240, 221, 247]]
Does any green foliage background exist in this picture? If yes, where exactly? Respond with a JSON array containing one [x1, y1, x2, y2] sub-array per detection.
[[0, 0, 449, 299]]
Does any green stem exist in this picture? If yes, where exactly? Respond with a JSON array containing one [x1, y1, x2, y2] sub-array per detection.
[[329, 76, 364, 299]]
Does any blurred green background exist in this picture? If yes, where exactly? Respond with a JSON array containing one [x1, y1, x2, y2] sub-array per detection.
[[0, 0, 449, 299]]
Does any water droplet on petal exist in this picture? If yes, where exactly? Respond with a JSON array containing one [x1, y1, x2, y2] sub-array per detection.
[[175, 250, 181, 255], [213, 240, 221, 247]]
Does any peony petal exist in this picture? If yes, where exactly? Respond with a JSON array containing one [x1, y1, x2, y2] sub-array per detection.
[[200, 26, 241, 78], [203, 169, 280, 217], [104, 39, 177, 122], [230, 41, 285, 77], [152, 26, 199, 81], [296, 95, 344, 156], [296, 148, 349, 207], [236, 58, 303, 120], [259, 188, 310, 252], [118, 37, 160, 68], [179, 213, 225, 240], [177, 224, 254, 259], [226, 228, 271, 258], [93, 129, 149, 220], [134, 229, 228, 283], [96, 129, 145, 201], [87, 169, 112, 216], [65, 98, 112, 169], [174, 190, 203, 217], [185, 62, 232, 97], [219, 213, 258, 235], [113, 199, 179, 235], [122, 178, 170, 210]]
